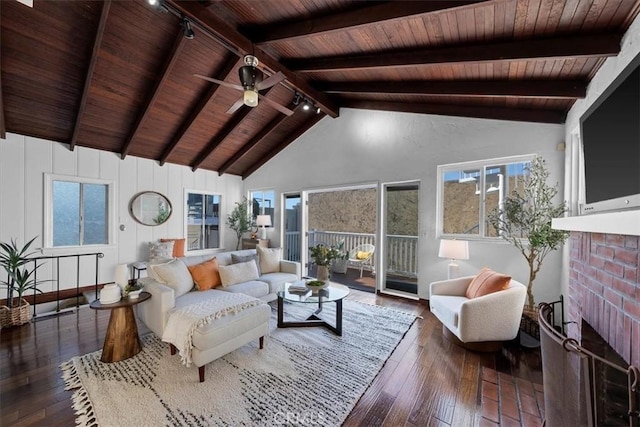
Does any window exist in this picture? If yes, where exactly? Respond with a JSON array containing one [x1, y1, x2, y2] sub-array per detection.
[[186, 191, 221, 251], [249, 190, 275, 225], [45, 174, 114, 248], [437, 155, 534, 238]]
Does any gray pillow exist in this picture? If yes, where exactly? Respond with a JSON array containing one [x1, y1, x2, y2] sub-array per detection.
[[231, 253, 261, 275]]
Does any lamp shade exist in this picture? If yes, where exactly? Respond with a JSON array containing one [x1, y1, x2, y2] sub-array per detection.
[[256, 215, 271, 227], [438, 239, 469, 260]]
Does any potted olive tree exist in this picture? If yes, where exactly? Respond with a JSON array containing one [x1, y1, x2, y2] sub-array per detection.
[[487, 156, 569, 314], [0, 236, 46, 327], [226, 197, 252, 250]]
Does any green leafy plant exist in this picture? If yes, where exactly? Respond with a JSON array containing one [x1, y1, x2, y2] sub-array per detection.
[[0, 237, 46, 308], [487, 156, 570, 310], [226, 197, 252, 250], [153, 204, 170, 224], [309, 243, 341, 266]]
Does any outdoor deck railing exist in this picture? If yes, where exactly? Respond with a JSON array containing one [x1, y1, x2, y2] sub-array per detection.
[[285, 230, 418, 278]]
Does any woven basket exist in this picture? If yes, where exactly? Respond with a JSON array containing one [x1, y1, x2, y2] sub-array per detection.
[[0, 299, 32, 328], [520, 306, 540, 340]]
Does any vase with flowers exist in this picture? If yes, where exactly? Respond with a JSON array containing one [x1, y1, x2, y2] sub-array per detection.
[[309, 243, 341, 282]]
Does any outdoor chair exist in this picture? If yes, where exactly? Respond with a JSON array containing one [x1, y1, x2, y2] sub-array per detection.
[[348, 244, 375, 278]]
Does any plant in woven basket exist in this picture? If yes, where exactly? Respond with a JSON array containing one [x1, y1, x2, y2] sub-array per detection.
[[1, 237, 47, 325], [487, 157, 570, 312]]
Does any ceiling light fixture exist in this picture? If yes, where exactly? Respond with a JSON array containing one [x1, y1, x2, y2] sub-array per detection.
[[292, 93, 302, 106], [302, 102, 310, 111], [181, 15, 195, 39], [316, 107, 321, 114]]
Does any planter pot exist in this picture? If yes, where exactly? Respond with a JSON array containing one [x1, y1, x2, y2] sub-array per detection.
[[0, 299, 32, 327], [331, 259, 348, 274], [316, 265, 330, 281]]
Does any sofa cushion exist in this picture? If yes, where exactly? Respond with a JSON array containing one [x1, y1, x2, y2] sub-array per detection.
[[465, 267, 511, 299], [149, 240, 174, 263], [191, 302, 271, 351], [259, 272, 299, 294], [222, 280, 270, 299], [160, 238, 186, 258], [219, 261, 260, 287], [257, 246, 281, 274], [149, 259, 193, 297], [187, 257, 221, 291], [231, 253, 260, 274], [430, 295, 466, 328]]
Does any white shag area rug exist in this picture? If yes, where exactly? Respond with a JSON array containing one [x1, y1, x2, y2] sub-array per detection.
[[60, 299, 417, 426]]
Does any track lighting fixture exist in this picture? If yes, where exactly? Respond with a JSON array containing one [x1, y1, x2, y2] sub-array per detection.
[[302, 102, 310, 111], [316, 107, 321, 114], [181, 15, 195, 39], [147, 0, 167, 12], [292, 93, 302, 106]]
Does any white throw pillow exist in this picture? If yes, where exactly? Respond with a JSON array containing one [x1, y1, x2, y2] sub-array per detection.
[[257, 246, 282, 274], [149, 259, 193, 297], [218, 261, 259, 288], [148, 241, 175, 264]]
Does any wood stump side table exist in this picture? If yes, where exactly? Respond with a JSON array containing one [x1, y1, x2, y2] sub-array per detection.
[[90, 292, 151, 363]]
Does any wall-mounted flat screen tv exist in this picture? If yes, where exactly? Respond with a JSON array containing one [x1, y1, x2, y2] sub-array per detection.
[[579, 53, 640, 214]]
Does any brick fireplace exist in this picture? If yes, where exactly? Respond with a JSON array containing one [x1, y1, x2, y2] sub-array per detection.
[[566, 231, 640, 368]]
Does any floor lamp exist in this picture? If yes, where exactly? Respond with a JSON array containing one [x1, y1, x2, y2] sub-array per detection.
[[438, 239, 469, 279], [256, 215, 271, 240]]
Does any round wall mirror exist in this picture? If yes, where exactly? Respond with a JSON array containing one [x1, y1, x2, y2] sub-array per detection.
[[129, 191, 172, 226]]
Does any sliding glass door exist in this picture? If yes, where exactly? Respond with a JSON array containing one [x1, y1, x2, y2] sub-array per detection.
[[283, 193, 302, 262], [382, 182, 419, 296]]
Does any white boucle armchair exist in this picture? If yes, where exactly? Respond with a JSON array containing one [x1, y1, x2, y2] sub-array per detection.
[[429, 275, 527, 351]]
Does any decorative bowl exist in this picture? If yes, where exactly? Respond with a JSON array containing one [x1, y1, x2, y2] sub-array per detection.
[[306, 280, 328, 292]]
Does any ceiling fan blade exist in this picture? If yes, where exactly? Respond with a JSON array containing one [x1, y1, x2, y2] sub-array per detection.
[[255, 71, 286, 91], [226, 97, 246, 115], [193, 74, 243, 91], [258, 94, 294, 116]]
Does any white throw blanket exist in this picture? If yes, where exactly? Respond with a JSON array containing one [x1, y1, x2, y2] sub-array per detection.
[[162, 293, 265, 366]]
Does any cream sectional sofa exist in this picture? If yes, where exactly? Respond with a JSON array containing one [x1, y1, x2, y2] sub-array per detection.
[[137, 248, 300, 382]]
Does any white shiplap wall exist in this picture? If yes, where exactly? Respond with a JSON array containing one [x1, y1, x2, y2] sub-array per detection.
[[0, 133, 243, 292]]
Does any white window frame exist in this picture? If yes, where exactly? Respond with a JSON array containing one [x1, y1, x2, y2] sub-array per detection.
[[249, 189, 275, 225], [44, 173, 116, 249], [436, 154, 536, 240], [184, 189, 223, 253]]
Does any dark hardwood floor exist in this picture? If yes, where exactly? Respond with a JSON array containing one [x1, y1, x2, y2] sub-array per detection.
[[0, 290, 543, 426]]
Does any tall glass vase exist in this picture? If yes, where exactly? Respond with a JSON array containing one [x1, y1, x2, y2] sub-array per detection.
[[316, 265, 330, 282]]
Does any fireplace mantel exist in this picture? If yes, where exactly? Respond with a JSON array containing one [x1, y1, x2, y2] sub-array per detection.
[[552, 210, 640, 236]]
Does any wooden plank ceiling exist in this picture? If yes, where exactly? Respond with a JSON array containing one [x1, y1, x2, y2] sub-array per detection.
[[2, 0, 639, 178]]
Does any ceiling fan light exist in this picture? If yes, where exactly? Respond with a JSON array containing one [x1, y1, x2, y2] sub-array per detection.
[[243, 89, 258, 107]]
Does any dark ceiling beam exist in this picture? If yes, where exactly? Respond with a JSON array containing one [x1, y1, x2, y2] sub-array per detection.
[[191, 87, 277, 171], [285, 33, 623, 72], [242, 112, 326, 179], [168, 0, 339, 118], [69, 0, 111, 151], [159, 54, 239, 166], [251, 1, 487, 44], [120, 29, 188, 159], [317, 79, 587, 99], [342, 100, 566, 124], [218, 107, 293, 175]]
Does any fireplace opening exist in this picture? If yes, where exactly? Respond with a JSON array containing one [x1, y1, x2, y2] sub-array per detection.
[[581, 320, 638, 426]]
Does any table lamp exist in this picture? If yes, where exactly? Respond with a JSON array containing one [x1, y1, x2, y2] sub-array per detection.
[[438, 239, 469, 279], [256, 215, 271, 240]]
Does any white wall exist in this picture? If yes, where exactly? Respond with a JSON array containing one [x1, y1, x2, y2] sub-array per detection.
[[245, 109, 565, 301], [0, 133, 243, 292]]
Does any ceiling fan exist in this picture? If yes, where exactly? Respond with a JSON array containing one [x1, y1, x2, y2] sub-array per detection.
[[194, 55, 294, 116]]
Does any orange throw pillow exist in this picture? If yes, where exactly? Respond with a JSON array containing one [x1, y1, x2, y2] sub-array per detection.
[[161, 238, 186, 258], [465, 267, 511, 299], [187, 258, 221, 290]]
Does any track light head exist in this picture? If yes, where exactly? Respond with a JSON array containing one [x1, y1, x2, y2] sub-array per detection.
[[181, 16, 195, 39], [316, 107, 321, 114], [147, 0, 167, 12], [292, 93, 302, 106], [302, 102, 310, 111]]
